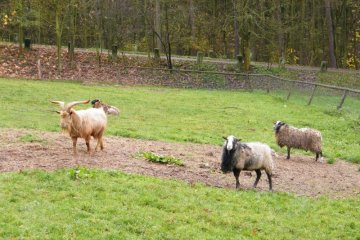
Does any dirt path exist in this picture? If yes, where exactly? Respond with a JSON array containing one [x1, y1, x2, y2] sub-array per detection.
[[1, 128, 359, 198]]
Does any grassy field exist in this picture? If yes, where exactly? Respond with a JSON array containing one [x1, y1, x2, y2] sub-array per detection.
[[0, 168, 358, 239], [0, 77, 359, 163]]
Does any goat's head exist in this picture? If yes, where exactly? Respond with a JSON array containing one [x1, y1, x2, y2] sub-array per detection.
[[51, 100, 90, 130], [273, 120, 285, 133]]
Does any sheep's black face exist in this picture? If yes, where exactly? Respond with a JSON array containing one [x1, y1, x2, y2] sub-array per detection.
[[274, 121, 285, 133], [91, 99, 100, 106], [220, 136, 238, 173]]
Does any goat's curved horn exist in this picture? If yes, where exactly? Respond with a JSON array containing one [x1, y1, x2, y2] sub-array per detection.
[[64, 100, 90, 112], [50, 101, 65, 109]]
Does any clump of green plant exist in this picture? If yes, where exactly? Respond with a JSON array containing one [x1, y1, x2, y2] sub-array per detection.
[[323, 109, 344, 117], [140, 151, 184, 166], [20, 133, 45, 143], [69, 168, 96, 181], [327, 158, 336, 164]]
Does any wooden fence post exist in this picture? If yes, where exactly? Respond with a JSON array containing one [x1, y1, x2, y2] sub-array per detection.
[[197, 51, 204, 64], [24, 38, 31, 50], [154, 48, 160, 61], [286, 82, 295, 100], [111, 44, 118, 60], [320, 61, 328, 72], [246, 74, 253, 92], [307, 85, 317, 105], [337, 90, 348, 109], [37, 59, 42, 79]]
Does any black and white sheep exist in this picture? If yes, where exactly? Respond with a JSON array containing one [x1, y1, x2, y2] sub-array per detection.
[[273, 121, 323, 161], [220, 136, 274, 191]]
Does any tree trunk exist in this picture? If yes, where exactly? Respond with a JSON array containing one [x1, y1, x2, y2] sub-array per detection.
[[232, 0, 240, 57], [324, 0, 337, 68], [188, 0, 196, 55], [55, 5, 61, 72], [164, 3, 172, 69], [69, 0, 76, 66], [154, 0, 161, 51], [276, 0, 285, 62]]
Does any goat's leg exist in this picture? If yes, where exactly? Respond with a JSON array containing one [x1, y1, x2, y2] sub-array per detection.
[[95, 136, 104, 151], [253, 169, 262, 188], [266, 171, 273, 191], [100, 137, 104, 150], [233, 169, 241, 189], [85, 136, 91, 153], [72, 137, 78, 156], [95, 138, 100, 151], [286, 147, 291, 160]]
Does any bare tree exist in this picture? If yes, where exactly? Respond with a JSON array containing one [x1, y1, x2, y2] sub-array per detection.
[[324, 0, 337, 68]]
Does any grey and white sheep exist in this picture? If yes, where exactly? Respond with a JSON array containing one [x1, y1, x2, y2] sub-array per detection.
[[91, 99, 120, 116], [273, 120, 323, 161], [51, 100, 107, 155], [220, 136, 274, 191]]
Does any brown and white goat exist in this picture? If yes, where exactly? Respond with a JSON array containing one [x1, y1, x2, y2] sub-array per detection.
[[51, 100, 107, 155]]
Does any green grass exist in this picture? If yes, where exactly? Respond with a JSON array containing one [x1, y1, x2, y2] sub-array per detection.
[[19, 133, 46, 143], [317, 71, 360, 89], [0, 78, 359, 163], [140, 151, 184, 166], [0, 168, 358, 239]]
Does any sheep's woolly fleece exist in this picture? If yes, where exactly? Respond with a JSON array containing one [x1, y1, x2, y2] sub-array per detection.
[[276, 124, 322, 154], [0, 128, 359, 199]]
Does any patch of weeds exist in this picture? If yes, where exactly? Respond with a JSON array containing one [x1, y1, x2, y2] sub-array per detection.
[[140, 151, 184, 166], [323, 109, 344, 117], [20, 133, 45, 143], [327, 158, 335, 164], [69, 167, 96, 181]]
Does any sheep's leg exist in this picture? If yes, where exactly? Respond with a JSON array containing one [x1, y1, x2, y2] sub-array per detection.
[[233, 169, 241, 189], [72, 137, 78, 156], [316, 151, 323, 161], [266, 171, 273, 191], [286, 147, 291, 160], [253, 169, 262, 188]]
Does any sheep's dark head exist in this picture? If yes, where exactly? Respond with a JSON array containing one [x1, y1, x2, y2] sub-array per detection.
[[91, 99, 100, 107], [91, 99, 105, 109], [274, 120, 285, 133], [221, 135, 240, 173]]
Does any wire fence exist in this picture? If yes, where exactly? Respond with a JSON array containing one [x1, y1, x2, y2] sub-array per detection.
[[103, 66, 359, 113]]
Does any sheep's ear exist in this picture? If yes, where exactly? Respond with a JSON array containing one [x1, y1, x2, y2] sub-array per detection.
[[56, 110, 61, 114], [222, 136, 227, 140]]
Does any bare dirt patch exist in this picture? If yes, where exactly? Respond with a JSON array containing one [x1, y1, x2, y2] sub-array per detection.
[[1, 128, 359, 198]]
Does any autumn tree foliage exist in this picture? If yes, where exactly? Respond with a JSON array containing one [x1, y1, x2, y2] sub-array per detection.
[[0, 0, 359, 69]]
